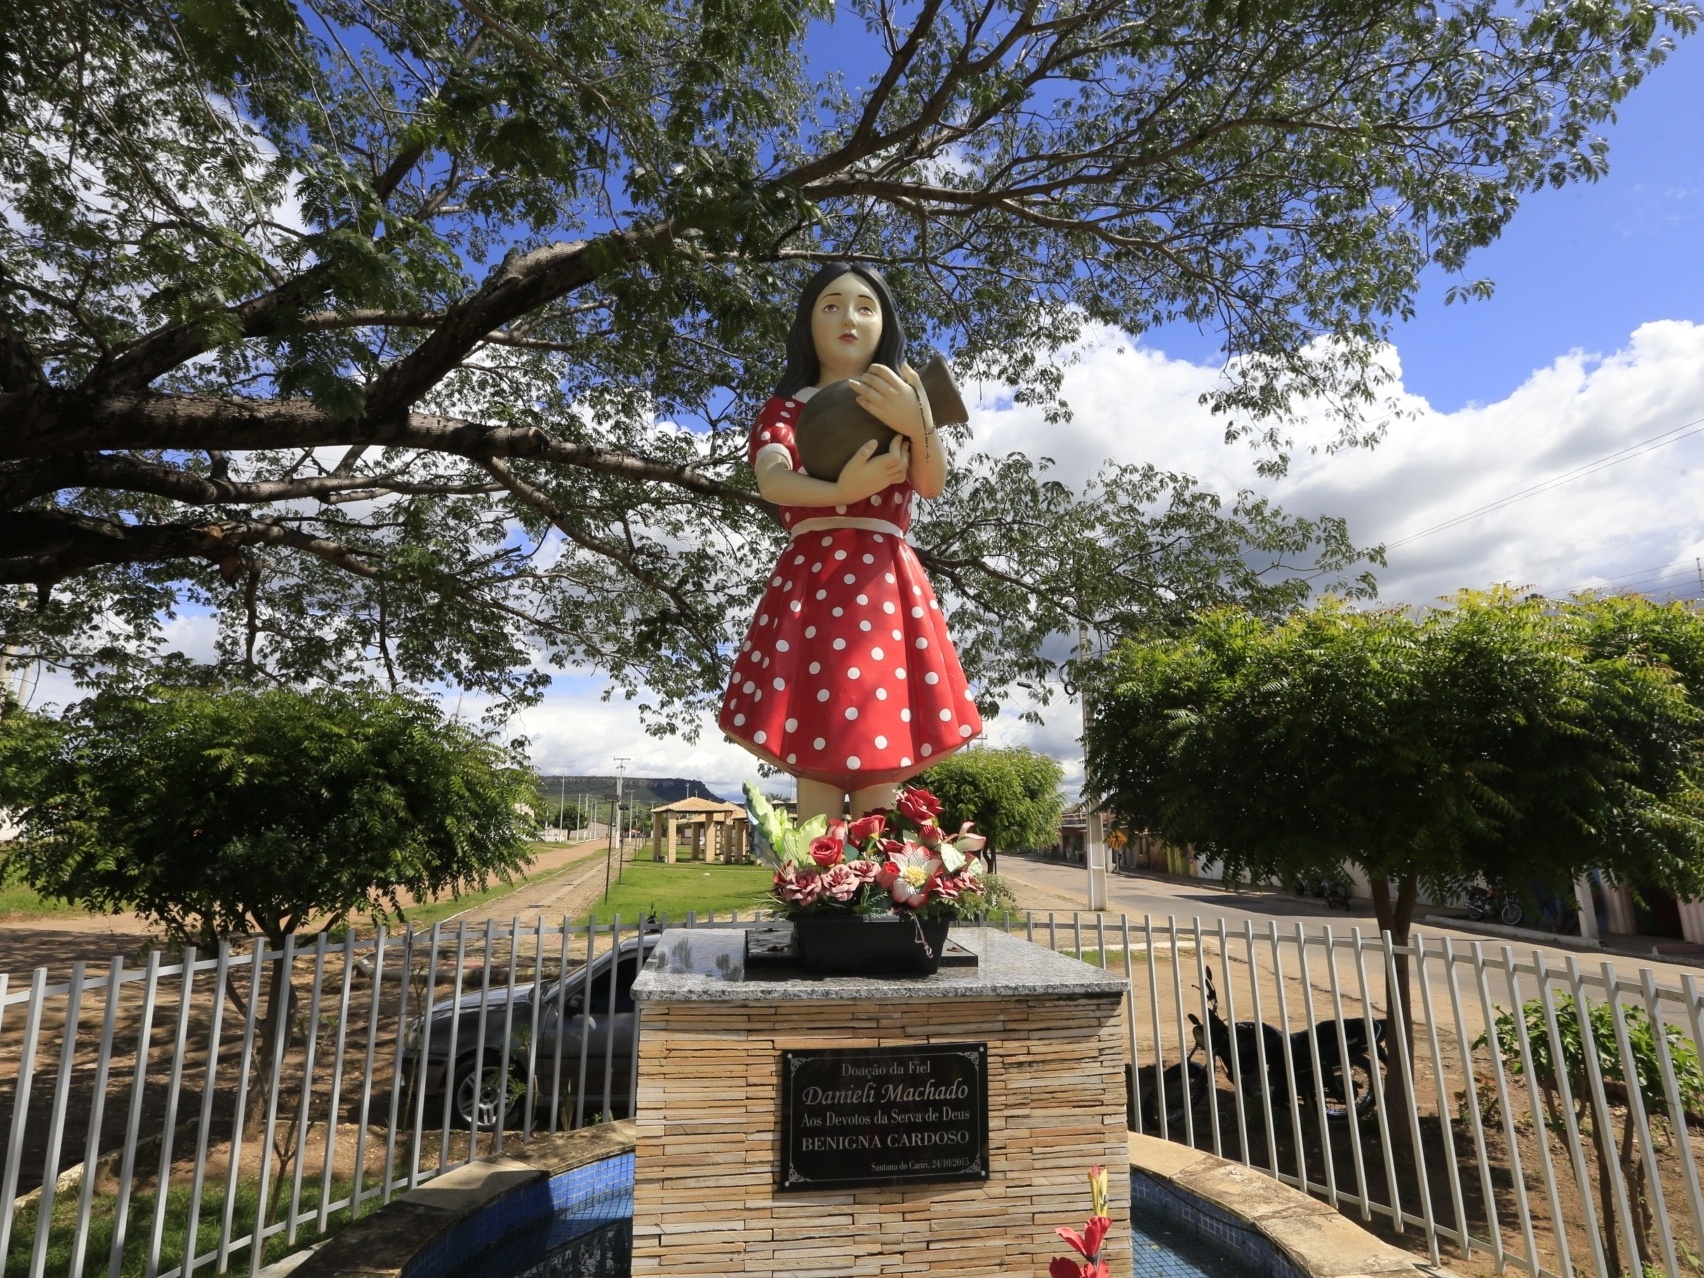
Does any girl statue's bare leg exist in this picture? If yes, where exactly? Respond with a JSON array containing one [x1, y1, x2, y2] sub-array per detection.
[[796, 777, 845, 824], [795, 779, 900, 824], [849, 782, 898, 820]]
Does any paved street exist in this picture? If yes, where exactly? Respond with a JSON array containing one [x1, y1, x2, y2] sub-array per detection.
[[997, 853, 1704, 986]]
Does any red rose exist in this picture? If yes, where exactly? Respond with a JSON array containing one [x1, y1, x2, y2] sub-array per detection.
[[876, 837, 906, 858], [896, 787, 943, 824], [848, 813, 886, 846], [809, 835, 843, 869]]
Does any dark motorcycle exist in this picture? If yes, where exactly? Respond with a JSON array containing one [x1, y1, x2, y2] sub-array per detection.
[[1464, 883, 1524, 927], [1289, 874, 1353, 910], [1188, 968, 1386, 1121], [1127, 1057, 1213, 1133]]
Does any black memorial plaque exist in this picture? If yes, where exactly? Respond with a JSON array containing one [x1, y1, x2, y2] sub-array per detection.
[[778, 1042, 989, 1191]]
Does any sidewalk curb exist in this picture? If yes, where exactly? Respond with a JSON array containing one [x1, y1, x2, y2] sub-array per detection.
[[1420, 914, 1601, 952]]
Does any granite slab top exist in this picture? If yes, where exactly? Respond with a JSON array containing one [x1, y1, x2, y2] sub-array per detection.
[[630, 925, 1129, 1002]]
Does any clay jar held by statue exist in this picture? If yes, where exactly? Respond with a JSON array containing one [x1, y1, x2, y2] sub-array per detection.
[[795, 351, 970, 482]]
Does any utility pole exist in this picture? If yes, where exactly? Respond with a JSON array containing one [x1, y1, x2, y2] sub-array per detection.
[[557, 776, 566, 841], [613, 757, 630, 874], [1077, 621, 1108, 913], [603, 795, 616, 900]]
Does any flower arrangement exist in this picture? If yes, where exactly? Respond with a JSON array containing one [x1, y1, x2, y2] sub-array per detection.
[[744, 782, 994, 919], [1050, 1165, 1113, 1278]]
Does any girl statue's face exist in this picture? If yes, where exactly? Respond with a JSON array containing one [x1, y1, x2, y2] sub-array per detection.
[[809, 271, 883, 383]]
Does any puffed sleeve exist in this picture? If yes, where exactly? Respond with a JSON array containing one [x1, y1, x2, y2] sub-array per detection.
[[748, 397, 800, 472]]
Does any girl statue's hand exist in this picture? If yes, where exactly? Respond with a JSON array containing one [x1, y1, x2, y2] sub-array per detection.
[[836, 434, 910, 504], [849, 363, 926, 440]]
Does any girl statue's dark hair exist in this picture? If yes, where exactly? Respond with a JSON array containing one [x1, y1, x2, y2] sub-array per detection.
[[774, 262, 908, 398]]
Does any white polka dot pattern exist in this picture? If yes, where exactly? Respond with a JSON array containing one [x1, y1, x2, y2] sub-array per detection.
[[719, 395, 984, 788]]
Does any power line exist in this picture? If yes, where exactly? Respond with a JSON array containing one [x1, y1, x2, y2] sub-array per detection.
[[1384, 413, 1704, 551], [1540, 554, 1704, 600]]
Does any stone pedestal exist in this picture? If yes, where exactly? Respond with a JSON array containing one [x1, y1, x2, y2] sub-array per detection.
[[630, 927, 1131, 1275]]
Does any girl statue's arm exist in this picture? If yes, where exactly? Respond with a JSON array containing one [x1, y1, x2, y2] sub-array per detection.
[[754, 435, 910, 507], [849, 363, 946, 499], [900, 364, 946, 499]]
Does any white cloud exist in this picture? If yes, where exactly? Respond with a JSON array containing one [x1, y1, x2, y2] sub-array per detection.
[[500, 678, 768, 802], [971, 318, 1704, 607]]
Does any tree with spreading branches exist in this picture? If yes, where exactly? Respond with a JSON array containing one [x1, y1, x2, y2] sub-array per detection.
[[2, 0, 1692, 723], [1084, 591, 1704, 1042]]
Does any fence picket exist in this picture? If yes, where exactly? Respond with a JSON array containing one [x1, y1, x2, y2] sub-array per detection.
[[74, 959, 127, 1277], [1600, 961, 1679, 1278], [1656, 971, 1704, 1264], [184, 945, 232, 1278], [29, 960, 84, 1278], [109, 951, 161, 1278], [1349, 929, 1400, 1229], [216, 941, 266, 1271], [1215, 919, 1249, 1167], [350, 929, 388, 1219], [1500, 946, 1570, 1278], [287, 936, 328, 1245], [1410, 937, 1467, 1250], [1531, 952, 1609, 1278], [0, 968, 43, 1269], [145, 948, 198, 1278]]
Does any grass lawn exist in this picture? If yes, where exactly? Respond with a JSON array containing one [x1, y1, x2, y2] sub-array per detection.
[[0, 879, 91, 920], [4, 1172, 354, 1278], [582, 858, 775, 925]]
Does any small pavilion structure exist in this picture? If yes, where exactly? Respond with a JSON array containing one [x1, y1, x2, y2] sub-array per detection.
[[650, 795, 750, 863]]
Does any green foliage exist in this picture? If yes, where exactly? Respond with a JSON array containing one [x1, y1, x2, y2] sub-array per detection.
[[2, 1167, 353, 1278], [1479, 991, 1704, 1273], [958, 872, 1020, 921], [1085, 590, 1704, 935], [918, 747, 1066, 856], [1482, 996, 1704, 1124], [6, 0, 1694, 720], [0, 683, 538, 945]]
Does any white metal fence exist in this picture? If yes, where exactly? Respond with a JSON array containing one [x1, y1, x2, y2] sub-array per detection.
[[2, 913, 1700, 1278]]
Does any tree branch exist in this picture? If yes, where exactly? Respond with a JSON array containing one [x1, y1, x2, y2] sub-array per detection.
[[1, 390, 768, 508], [478, 458, 725, 665], [0, 313, 49, 396], [0, 509, 379, 587], [362, 222, 674, 422]]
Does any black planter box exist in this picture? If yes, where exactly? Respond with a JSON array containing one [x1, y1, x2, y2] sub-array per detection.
[[791, 914, 952, 975]]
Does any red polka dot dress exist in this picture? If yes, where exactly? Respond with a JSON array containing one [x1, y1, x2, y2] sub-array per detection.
[[718, 391, 984, 789]]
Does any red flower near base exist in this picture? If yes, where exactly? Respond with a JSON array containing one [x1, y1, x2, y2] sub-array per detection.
[[848, 812, 886, 845], [1050, 1166, 1112, 1278], [808, 834, 843, 868], [895, 786, 943, 824], [1049, 1260, 1109, 1278], [1055, 1216, 1111, 1261]]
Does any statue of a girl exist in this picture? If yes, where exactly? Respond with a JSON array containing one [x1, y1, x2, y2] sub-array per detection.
[[718, 263, 983, 822]]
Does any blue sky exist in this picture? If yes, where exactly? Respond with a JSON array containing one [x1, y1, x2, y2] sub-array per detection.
[[1390, 33, 1704, 411], [1130, 31, 1704, 412]]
